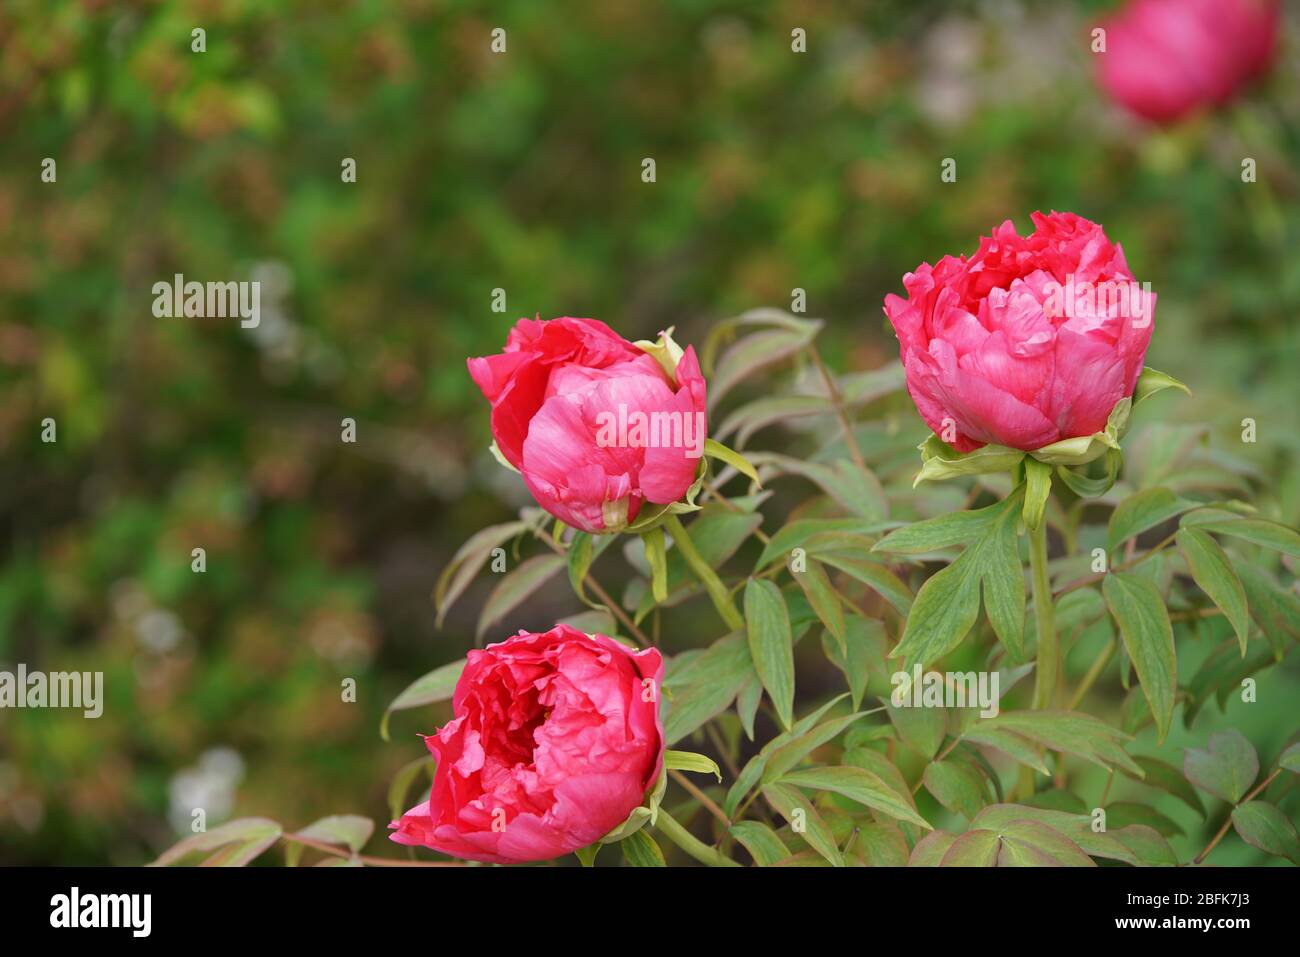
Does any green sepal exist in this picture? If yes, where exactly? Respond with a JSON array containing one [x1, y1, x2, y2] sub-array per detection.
[[643, 526, 669, 603], [704, 437, 762, 487], [1022, 457, 1053, 531], [633, 326, 687, 383], [914, 434, 1024, 486], [600, 765, 669, 844], [1133, 366, 1191, 406]]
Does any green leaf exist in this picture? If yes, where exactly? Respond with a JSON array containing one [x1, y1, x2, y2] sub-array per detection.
[[715, 394, 833, 446], [993, 820, 1096, 867], [1176, 527, 1250, 653], [642, 527, 668, 603], [823, 616, 882, 709], [962, 726, 1049, 776], [294, 815, 373, 853], [913, 434, 1025, 486], [703, 438, 761, 487], [1107, 487, 1196, 553], [566, 531, 596, 605], [883, 492, 1024, 668], [756, 517, 892, 569], [559, 608, 618, 636], [793, 559, 845, 653], [434, 520, 529, 627], [887, 698, 947, 761], [665, 514, 744, 630], [728, 821, 790, 867], [381, 659, 466, 741], [893, 553, 981, 668], [964, 711, 1139, 775], [1235, 562, 1300, 653], [938, 829, 1001, 866], [759, 514, 889, 566], [574, 844, 600, 867], [620, 829, 667, 867], [637, 505, 763, 622], [151, 818, 282, 867], [872, 505, 998, 555], [387, 756, 433, 821], [1193, 517, 1300, 560], [709, 324, 820, 408], [661, 634, 754, 745], [744, 578, 796, 731], [761, 711, 868, 784], [1022, 457, 1052, 531], [750, 452, 887, 520], [1183, 729, 1259, 804], [1122, 755, 1205, 816], [851, 822, 910, 867], [760, 782, 844, 866], [1133, 366, 1191, 406], [721, 696, 850, 816], [908, 830, 958, 866], [970, 804, 1176, 866], [735, 675, 761, 740], [815, 554, 913, 616], [1230, 802, 1300, 864], [1104, 802, 1185, 838], [1103, 572, 1176, 742], [923, 759, 991, 819], [1055, 448, 1122, 499], [980, 500, 1026, 660], [1280, 743, 1300, 775], [476, 554, 565, 639], [778, 765, 931, 830], [663, 749, 722, 782]]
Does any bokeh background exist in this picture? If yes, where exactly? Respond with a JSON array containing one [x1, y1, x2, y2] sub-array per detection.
[[2, 0, 1297, 865]]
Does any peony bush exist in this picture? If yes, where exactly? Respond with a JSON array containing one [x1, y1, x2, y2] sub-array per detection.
[[154, 212, 1300, 869]]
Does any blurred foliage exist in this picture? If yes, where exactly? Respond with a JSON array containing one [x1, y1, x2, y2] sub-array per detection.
[[1, 0, 1297, 864]]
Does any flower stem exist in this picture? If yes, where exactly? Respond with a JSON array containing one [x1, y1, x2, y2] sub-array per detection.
[[542, 536, 651, 646], [664, 513, 744, 631], [669, 769, 730, 826], [654, 809, 741, 867], [1067, 637, 1115, 711], [1193, 769, 1282, 865], [1029, 519, 1057, 710]]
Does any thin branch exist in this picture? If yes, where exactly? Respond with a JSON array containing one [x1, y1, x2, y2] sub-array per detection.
[[669, 769, 730, 827], [1193, 769, 1282, 865], [807, 344, 870, 478]]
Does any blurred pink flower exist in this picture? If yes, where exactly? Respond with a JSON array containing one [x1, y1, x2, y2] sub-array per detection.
[[1097, 0, 1279, 123], [468, 317, 707, 532], [883, 211, 1154, 453], [389, 625, 664, 863]]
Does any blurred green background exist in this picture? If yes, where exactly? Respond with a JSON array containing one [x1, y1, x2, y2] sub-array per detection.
[[1, 0, 1297, 865]]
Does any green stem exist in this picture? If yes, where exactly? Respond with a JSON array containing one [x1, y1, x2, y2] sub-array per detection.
[[807, 345, 871, 478], [664, 513, 744, 631], [1029, 519, 1057, 710], [654, 809, 741, 867], [1067, 637, 1115, 711]]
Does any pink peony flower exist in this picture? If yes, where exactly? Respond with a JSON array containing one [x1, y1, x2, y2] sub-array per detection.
[[883, 211, 1155, 453], [468, 317, 707, 533], [389, 625, 665, 864], [1097, 0, 1279, 124]]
